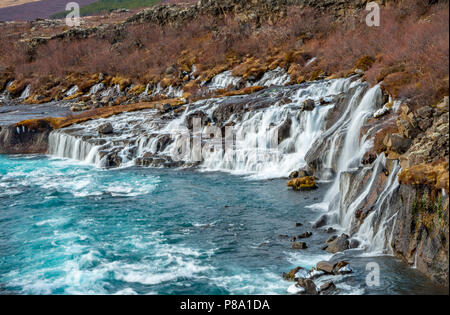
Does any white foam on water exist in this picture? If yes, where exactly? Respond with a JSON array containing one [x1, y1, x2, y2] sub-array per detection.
[[285, 251, 333, 270], [208, 271, 287, 295], [114, 288, 138, 295], [287, 283, 305, 294]]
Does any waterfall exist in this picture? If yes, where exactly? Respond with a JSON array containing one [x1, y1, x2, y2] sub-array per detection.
[[48, 131, 101, 165], [355, 159, 401, 254], [320, 84, 383, 212], [44, 73, 411, 257], [161, 77, 365, 178], [88, 83, 104, 95], [19, 85, 31, 101], [65, 85, 79, 97], [208, 71, 242, 91], [248, 67, 291, 87], [47, 77, 363, 176]]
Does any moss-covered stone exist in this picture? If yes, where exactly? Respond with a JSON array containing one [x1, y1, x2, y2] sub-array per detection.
[[287, 176, 318, 191]]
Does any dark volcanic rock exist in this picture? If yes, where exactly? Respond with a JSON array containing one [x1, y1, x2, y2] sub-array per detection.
[[186, 111, 211, 130], [349, 238, 360, 249], [98, 122, 114, 135], [313, 215, 328, 229], [391, 184, 449, 286], [297, 232, 313, 239], [316, 261, 335, 274], [325, 234, 350, 254], [320, 281, 336, 294], [0, 121, 53, 154], [297, 278, 318, 295], [291, 242, 308, 250], [278, 117, 292, 144], [301, 99, 315, 111]]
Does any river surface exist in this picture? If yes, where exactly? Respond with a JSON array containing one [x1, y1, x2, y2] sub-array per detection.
[[0, 154, 446, 295], [0, 102, 71, 126]]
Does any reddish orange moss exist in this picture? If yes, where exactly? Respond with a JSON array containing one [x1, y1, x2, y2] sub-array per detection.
[[287, 176, 318, 191], [398, 161, 449, 193]]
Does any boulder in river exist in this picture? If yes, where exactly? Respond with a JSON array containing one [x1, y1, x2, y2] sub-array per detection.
[[289, 169, 311, 179], [301, 99, 315, 111], [297, 231, 313, 239], [316, 261, 335, 274], [325, 234, 350, 254], [297, 278, 318, 295], [98, 122, 114, 135], [320, 281, 336, 295], [291, 242, 308, 250], [283, 267, 303, 281]]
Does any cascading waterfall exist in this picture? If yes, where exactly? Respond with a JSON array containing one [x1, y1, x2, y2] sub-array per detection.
[[163, 77, 365, 178], [247, 67, 291, 87], [46, 75, 401, 255], [19, 85, 31, 100], [48, 131, 101, 165], [208, 71, 242, 91], [320, 84, 383, 211]]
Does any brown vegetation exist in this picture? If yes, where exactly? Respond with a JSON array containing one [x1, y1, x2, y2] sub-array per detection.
[[0, 1, 448, 108], [399, 161, 449, 193]]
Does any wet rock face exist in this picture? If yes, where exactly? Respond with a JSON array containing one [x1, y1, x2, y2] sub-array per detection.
[[301, 99, 315, 111], [320, 281, 336, 295], [316, 261, 335, 274], [384, 133, 412, 154], [398, 98, 449, 169], [98, 122, 114, 135], [391, 184, 449, 286], [278, 117, 292, 144], [291, 241, 308, 250], [296, 278, 318, 295], [0, 121, 53, 154], [283, 267, 303, 281], [313, 214, 328, 229], [323, 234, 350, 254]]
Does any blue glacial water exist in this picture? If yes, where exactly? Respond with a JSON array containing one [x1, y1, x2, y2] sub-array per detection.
[[0, 154, 447, 295]]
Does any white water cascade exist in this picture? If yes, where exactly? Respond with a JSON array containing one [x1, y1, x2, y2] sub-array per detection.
[[47, 75, 403, 255], [48, 132, 101, 165], [47, 77, 364, 176]]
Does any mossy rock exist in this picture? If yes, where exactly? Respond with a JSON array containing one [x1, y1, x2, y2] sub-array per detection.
[[287, 176, 318, 191]]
